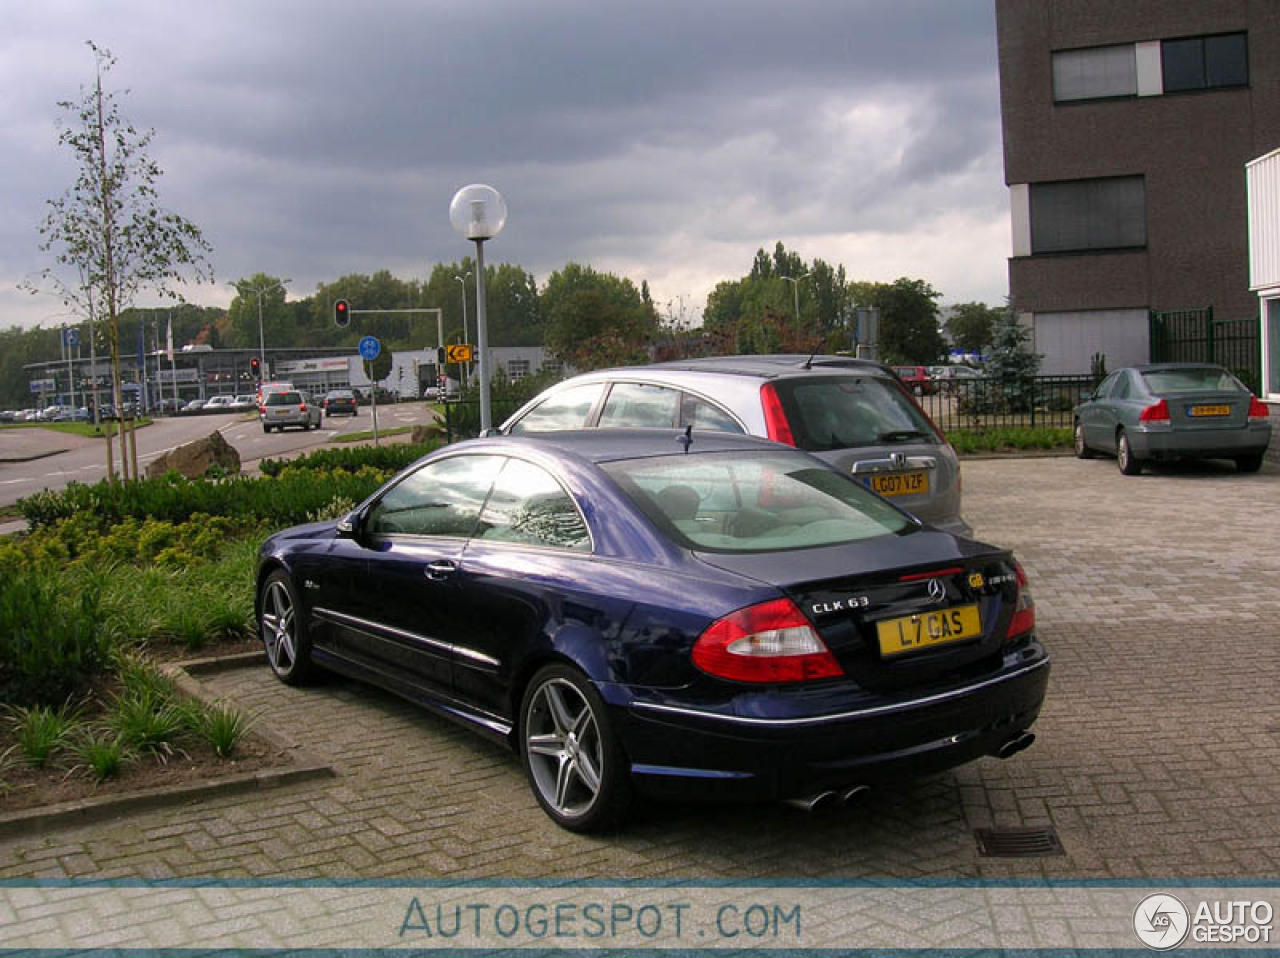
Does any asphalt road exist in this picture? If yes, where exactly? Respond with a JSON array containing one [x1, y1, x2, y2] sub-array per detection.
[[0, 403, 437, 510]]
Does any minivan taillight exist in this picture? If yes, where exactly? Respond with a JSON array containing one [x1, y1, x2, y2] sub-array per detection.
[[1138, 399, 1170, 424], [1249, 397, 1270, 422], [1006, 561, 1035, 642], [693, 598, 842, 683], [759, 384, 795, 446]]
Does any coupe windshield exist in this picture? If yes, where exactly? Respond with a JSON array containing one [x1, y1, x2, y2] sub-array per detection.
[[603, 450, 915, 553]]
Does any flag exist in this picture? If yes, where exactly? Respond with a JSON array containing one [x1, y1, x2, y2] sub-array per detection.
[[166, 317, 174, 362]]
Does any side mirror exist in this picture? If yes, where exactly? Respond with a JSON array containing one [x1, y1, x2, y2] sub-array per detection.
[[336, 511, 362, 538]]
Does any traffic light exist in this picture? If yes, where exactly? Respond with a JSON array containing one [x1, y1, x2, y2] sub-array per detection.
[[334, 299, 350, 327], [437, 346, 447, 365], [250, 357, 261, 378]]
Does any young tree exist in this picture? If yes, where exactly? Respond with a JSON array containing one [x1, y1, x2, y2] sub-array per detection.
[[945, 301, 1001, 354], [874, 278, 945, 365], [30, 42, 212, 479]]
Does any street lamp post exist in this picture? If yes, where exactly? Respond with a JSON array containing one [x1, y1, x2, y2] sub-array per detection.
[[233, 278, 291, 380], [454, 271, 471, 387], [449, 185, 507, 433], [780, 273, 811, 332]]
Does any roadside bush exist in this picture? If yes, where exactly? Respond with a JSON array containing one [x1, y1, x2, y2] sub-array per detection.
[[258, 442, 435, 477], [0, 571, 114, 708], [17, 470, 392, 531]]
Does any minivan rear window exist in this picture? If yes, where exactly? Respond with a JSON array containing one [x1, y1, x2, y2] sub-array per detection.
[[771, 376, 938, 452]]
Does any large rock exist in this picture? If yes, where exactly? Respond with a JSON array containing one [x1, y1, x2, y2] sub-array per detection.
[[146, 431, 241, 479]]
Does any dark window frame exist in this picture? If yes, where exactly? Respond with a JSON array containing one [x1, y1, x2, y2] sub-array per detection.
[[1029, 175, 1147, 256], [1161, 31, 1249, 94]]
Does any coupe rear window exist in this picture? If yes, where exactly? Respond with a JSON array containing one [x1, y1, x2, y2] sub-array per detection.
[[603, 451, 914, 553], [1141, 368, 1241, 393], [772, 376, 938, 452]]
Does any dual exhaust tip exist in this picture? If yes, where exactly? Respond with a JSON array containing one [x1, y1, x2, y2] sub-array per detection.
[[784, 731, 1037, 813], [784, 784, 871, 813]]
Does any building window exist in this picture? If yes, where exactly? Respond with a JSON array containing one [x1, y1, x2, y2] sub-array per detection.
[[541, 360, 564, 379], [1030, 176, 1146, 254], [1162, 33, 1248, 93], [507, 359, 531, 382], [1052, 45, 1136, 102]]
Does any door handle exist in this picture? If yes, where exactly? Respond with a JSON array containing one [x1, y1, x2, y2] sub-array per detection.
[[425, 560, 457, 581]]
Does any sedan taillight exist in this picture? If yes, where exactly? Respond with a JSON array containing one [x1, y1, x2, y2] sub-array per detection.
[[1138, 399, 1170, 424], [298, 403, 307, 412], [1006, 561, 1035, 642], [693, 598, 842, 683], [1249, 396, 1270, 422]]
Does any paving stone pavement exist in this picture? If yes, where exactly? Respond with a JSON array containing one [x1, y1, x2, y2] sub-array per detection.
[[2, 455, 1277, 881]]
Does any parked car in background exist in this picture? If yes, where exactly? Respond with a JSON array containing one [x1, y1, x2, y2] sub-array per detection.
[[1074, 363, 1271, 474], [261, 390, 322, 432], [156, 397, 185, 415], [322, 390, 359, 417], [231, 394, 257, 411], [256, 430, 1046, 831], [204, 395, 235, 411], [499, 355, 971, 536], [182, 399, 207, 415], [891, 365, 936, 395]]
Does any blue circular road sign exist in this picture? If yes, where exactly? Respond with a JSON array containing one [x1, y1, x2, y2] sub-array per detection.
[[358, 336, 381, 360]]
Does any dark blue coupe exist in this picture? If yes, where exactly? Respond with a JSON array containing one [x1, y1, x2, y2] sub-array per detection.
[[256, 431, 1049, 831]]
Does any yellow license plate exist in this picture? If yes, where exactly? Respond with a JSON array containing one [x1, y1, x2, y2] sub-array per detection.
[[876, 604, 981, 658], [865, 470, 929, 497], [1190, 404, 1230, 417]]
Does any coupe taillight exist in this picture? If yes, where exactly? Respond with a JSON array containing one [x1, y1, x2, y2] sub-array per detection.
[[1249, 397, 1270, 422], [693, 598, 843, 683], [1006, 561, 1035, 642], [1138, 399, 1170, 423], [759, 384, 796, 447]]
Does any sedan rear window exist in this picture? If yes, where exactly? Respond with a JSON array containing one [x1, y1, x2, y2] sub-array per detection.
[[603, 451, 914, 553], [266, 392, 302, 406], [772, 376, 938, 452], [1141, 368, 1241, 393]]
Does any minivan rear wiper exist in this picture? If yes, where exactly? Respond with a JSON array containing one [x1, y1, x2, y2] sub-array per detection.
[[877, 430, 930, 443]]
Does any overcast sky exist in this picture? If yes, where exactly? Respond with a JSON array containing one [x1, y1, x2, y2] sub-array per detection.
[[3, 0, 1010, 332]]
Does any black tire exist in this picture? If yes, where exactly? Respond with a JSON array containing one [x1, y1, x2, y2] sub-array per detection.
[[258, 570, 315, 685], [1116, 430, 1143, 475], [519, 663, 633, 832], [1235, 454, 1264, 474], [1073, 422, 1095, 459], [262, 424, 273, 434]]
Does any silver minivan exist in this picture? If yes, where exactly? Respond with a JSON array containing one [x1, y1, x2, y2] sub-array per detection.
[[499, 355, 971, 536]]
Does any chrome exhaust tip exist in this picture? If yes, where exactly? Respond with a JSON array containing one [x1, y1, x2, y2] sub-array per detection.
[[995, 731, 1036, 759], [784, 790, 838, 812], [839, 784, 871, 805]]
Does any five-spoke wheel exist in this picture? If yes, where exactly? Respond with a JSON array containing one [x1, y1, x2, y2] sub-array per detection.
[[520, 665, 631, 832], [259, 570, 314, 685]]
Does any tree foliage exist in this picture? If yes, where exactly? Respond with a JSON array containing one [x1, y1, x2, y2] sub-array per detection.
[[542, 263, 658, 371], [874, 278, 945, 365], [946, 301, 1002, 354]]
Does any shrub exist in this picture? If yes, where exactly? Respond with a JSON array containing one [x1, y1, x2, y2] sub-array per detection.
[[70, 730, 132, 782], [258, 442, 434, 477], [193, 701, 253, 758], [6, 704, 80, 767], [947, 426, 1072, 454], [0, 571, 113, 708]]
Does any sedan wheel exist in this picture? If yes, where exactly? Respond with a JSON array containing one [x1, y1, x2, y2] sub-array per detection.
[[1116, 430, 1143, 475], [1073, 422, 1095, 459], [1235, 454, 1264, 474], [259, 571, 314, 685], [520, 665, 632, 832]]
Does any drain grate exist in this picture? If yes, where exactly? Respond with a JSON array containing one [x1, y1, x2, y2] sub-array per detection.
[[975, 826, 1064, 857]]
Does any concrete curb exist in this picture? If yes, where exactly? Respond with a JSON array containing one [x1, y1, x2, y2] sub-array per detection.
[[0, 448, 71, 464], [0, 651, 335, 839]]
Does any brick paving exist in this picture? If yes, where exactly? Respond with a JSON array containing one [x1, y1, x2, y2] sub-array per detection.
[[2, 455, 1278, 880]]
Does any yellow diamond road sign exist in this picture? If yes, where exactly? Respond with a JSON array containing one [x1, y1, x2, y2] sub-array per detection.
[[446, 344, 473, 363]]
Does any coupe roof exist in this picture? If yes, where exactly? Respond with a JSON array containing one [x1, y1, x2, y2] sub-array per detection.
[[462, 428, 788, 464]]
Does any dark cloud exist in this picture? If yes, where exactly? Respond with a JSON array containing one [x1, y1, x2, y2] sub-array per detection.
[[1, 0, 1009, 330]]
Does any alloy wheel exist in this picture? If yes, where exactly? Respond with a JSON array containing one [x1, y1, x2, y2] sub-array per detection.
[[524, 677, 604, 818], [261, 578, 298, 676]]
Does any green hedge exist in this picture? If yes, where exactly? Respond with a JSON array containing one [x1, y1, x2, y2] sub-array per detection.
[[258, 442, 435, 477]]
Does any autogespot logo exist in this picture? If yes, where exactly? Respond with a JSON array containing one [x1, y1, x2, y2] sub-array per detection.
[[1134, 893, 1190, 950]]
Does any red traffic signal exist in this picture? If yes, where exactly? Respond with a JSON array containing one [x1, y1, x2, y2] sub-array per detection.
[[250, 357, 261, 377], [334, 299, 350, 327]]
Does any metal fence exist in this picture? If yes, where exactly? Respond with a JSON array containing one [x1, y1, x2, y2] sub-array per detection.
[[915, 375, 1098, 432], [441, 398, 525, 443], [1150, 307, 1262, 392]]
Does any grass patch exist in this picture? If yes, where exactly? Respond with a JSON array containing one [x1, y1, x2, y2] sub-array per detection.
[[330, 426, 415, 443], [0, 420, 152, 438], [6, 704, 80, 768]]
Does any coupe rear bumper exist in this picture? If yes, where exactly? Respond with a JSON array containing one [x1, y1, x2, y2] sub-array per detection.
[[613, 644, 1050, 802]]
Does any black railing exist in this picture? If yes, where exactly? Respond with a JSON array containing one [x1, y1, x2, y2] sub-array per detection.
[[1150, 307, 1262, 393], [915, 375, 1098, 431]]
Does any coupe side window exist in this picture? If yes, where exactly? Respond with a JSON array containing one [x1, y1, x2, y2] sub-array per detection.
[[507, 383, 605, 434], [366, 455, 503, 538], [473, 459, 590, 551]]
